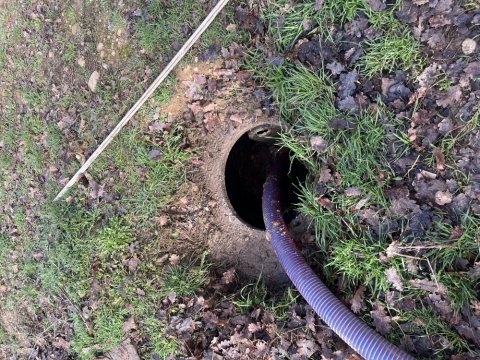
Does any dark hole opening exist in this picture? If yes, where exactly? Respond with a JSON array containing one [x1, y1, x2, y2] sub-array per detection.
[[224, 131, 308, 230]]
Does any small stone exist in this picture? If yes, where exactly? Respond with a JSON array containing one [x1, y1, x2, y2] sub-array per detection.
[[87, 71, 100, 92], [462, 38, 477, 55], [96, 42, 104, 51], [71, 23, 78, 35], [148, 149, 162, 160], [77, 57, 85, 67], [310, 136, 328, 152], [136, 288, 145, 296], [33, 252, 44, 261]]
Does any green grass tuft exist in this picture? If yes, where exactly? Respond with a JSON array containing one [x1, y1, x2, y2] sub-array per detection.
[[404, 307, 471, 353], [262, 0, 318, 52], [426, 213, 480, 271], [233, 279, 268, 310], [360, 31, 424, 77], [137, 1, 247, 55], [328, 235, 398, 294], [144, 318, 179, 357], [160, 255, 209, 297], [233, 278, 299, 319], [439, 272, 477, 313], [316, 0, 365, 27], [96, 217, 133, 255]]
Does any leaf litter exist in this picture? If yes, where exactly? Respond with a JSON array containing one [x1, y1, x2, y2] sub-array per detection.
[[1, 0, 480, 359]]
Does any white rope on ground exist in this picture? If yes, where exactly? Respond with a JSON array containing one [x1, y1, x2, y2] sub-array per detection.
[[54, 0, 231, 201]]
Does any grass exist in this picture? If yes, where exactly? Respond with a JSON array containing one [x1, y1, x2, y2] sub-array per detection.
[[465, 0, 480, 11], [383, 303, 472, 357], [233, 278, 299, 319], [432, 110, 480, 171], [0, 0, 476, 358], [234, 279, 268, 309], [296, 183, 356, 247], [143, 318, 179, 357], [404, 307, 470, 353], [333, 109, 395, 198], [439, 272, 478, 313], [137, 0, 247, 56], [262, 0, 318, 52], [256, 64, 337, 132], [360, 31, 425, 77], [262, 0, 366, 47], [245, 3, 478, 356], [261, 0, 424, 77], [160, 255, 209, 297], [315, 0, 365, 28], [34, 128, 197, 357], [329, 234, 399, 294], [425, 213, 480, 271], [1, 0, 249, 355], [119, 128, 191, 223]]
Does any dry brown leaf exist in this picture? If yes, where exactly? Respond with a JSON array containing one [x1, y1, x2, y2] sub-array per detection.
[[371, 302, 391, 335], [310, 136, 328, 153], [386, 267, 404, 291], [98, 339, 140, 360], [221, 268, 236, 285], [296, 339, 320, 357], [409, 278, 446, 294], [315, 0, 325, 11], [52, 338, 70, 350], [435, 190, 453, 205], [157, 215, 168, 227], [449, 226, 463, 240], [169, 254, 180, 265], [366, 0, 386, 11], [345, 186, 361, 197], [88, 71, 100, 92], [436, 86, 462, 108], [123, 317, 136, 333], [385, 241, 400, 259], [318, 166, 332, 184], [351, 285, 366, 314], [318, 196, 333, 209], [248, 323, 262, 333], [433, 147, 445, 171]]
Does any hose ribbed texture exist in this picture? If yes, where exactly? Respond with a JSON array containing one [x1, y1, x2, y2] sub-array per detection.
[[262, 152, 415, 360]]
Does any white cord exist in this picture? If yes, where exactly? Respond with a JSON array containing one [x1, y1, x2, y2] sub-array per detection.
[[54, 0, 231, 201]]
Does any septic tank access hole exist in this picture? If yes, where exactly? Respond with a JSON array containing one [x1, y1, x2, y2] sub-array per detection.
[[224, 127, 308, 230]]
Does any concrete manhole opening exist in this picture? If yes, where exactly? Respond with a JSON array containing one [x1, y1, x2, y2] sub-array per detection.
[[206, 122, 308, 285], [224, 125, 308, 230]]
